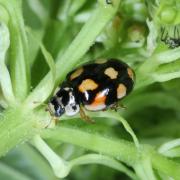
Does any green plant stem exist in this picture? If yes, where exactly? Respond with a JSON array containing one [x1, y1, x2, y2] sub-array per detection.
[[43, 126, 138, 165], [32, 135, 70, 178], [25, 0, 121, 109], [134, 156, 156, 180], [54, 109, 139, 147], [0, 106, 39, 156], [32, 135, 137, 179], [69, 154, 138, 180], [93, 111, 139, 148], [42, 126, 180, 179]]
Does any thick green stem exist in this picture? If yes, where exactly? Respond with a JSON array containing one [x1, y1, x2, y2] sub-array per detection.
[[43, 126, 139, 165], [0, 106, 40, 156], [42, 126, 180, 179], [32, 135, 137, 179], [32, 135, 70, 178]]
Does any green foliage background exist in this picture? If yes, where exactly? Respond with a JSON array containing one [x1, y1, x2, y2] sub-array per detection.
[[0, 0, 180, 179]]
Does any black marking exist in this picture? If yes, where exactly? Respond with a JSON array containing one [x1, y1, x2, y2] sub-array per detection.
[[72, 105, 77, 111], [56, 89, 69, 106]]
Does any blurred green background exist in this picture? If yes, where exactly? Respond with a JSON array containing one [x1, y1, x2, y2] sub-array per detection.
[[0, 0, 180, 179]]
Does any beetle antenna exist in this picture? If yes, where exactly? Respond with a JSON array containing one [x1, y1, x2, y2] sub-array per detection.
[[33, 101, 47, 107]]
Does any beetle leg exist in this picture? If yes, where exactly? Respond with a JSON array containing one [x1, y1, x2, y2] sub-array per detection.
[[79, 105, 95, 123], [44, 103, 59, 128], [45, 116, 58, 128], [45, 103, 54, 116], [110, 102, 127, 111], [119, 103, 127, 109]]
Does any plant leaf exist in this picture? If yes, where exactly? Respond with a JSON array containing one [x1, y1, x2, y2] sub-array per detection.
[[25, 29, 56, 109], [0, 0, 30, 101], [0, 21, 15, 105]]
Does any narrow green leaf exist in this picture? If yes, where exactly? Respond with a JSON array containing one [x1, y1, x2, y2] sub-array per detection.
[[25, 29, 56, 109], [68, 0, 87, 16], [146, 19, 158, 56], [134, 156, 156, 180], [155, 46, 180, 64], [86, 110, 140, 148], [159, 138, 180, 157], [70, 154, 138, 180], [0, 22, 15, 105], [26, 0, 49, 24], [152, 60, 180, 82], [0, 0, 30, 101]]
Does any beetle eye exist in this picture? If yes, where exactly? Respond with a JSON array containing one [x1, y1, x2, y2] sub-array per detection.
[[55, 105, 65, 117]]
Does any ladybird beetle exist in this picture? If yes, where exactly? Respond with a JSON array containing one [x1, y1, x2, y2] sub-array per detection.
[[48, 59, 135, 120]]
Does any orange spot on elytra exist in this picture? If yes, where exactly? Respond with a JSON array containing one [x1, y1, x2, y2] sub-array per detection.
[[70, 67, 83, 80], [117, 84, 126, 99], [91, 92, 106, 107], [79, 79, 98, 93], [104, 67, 118, 79], [85, 89, 108, 111], [127, 68, 134, 80]]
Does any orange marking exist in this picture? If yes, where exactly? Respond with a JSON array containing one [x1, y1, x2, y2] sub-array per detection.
[[104, 67, 118, 79], [127, 68, 134, 80], [78, 79, 98, 93], [91, 92, 106, 107], [85, 90, 108, 111], [70, 67, 83, 80], [117, 84, 126, 99]]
